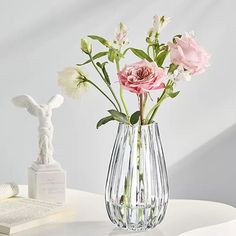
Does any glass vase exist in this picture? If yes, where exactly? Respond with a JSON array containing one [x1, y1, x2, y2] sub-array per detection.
[[105, 122, 169, 231]]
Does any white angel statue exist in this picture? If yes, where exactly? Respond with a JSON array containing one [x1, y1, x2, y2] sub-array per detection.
[[12, 94, 64, 165]]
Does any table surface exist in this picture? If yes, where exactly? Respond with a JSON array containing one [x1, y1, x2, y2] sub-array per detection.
[[2, 185, 236, 236]]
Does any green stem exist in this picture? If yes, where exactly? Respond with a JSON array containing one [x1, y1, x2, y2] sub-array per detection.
[[147, 97, 164, 123], [89, 54, 122, 112], [137, 125, 143, 223], [152, 45, 156, 59], [115, 58, 130, 117], [144, 92, 166, 124], [109, 83, 122, 112], [86, 79, 119, 111], [142, 93, 148, 114], [139, 94, 144, 125], [145, 79, 172, 124], [147, 45, 151, 57]]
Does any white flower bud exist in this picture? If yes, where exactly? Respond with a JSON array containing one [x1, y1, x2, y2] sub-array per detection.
[[148, 15, 171, 37], [81, 38, 92, 54], [113, 22, 129, 48]]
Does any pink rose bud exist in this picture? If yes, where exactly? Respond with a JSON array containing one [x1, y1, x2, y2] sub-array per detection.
[[118, 60, 166, 94], [168, 33, 210, 74]]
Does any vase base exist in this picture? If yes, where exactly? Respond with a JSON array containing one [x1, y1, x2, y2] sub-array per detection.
[[106, 201, 165, 231], [116, 223, 156, 232]]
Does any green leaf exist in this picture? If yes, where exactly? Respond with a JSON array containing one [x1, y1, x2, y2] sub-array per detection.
[[173, 34, 182, 43], [159, 43, 166, 48], [155, 47, 169, 67], [168, 63, 178, 74], [174, 34, 182, 38], [145, 37, 157, 46], [153, 43, 160, 54], [114, 49, 123, 60], [146, 37, 152, 44], [130, 111, 141, 125], [165, 85, 173, 93], [92, 51, 108, 60], [124, 48, 153, 62], [108, 110, 130, 124], [96, 115, 114, 129], [96, 61, 104, 68], [108, 48, 123, 63], [88, 35, 111, 48], [102, 66, 110, 85], [165, 85, 180, 98], [96, 62, 110, 85], [77, 51, 108, 66], [108, 48, 115, 62], [168, 91, 180, 98]]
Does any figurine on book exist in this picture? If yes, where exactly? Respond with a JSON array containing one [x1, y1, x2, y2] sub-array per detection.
[[12, 95, 66, 203]]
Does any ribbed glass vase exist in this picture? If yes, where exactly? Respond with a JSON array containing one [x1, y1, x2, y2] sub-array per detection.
[[105, 122, 169, 231]]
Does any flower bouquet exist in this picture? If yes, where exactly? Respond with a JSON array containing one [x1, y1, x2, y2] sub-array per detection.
[[59, 16, 209, 231]]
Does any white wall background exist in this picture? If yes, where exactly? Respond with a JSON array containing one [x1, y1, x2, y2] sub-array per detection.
[[0, 0, 236, 205]]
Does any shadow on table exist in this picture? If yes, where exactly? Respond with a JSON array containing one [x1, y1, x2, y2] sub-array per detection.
[[6, 216, 235, 236], [169, 123, 236, 206], [10, 221, 164, 236]]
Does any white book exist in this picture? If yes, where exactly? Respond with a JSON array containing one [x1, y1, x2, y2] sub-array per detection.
[[0, 197, 70, 235]]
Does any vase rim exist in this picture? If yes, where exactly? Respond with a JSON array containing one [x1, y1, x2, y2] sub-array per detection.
[[118, 121, 158, 128]]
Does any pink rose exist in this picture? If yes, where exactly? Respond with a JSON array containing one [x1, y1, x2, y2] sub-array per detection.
[[118, 60, 166, 94], [168, 34, 210, 74]]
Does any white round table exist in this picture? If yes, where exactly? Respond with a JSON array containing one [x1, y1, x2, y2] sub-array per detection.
[[4, 185, 236, 236]]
